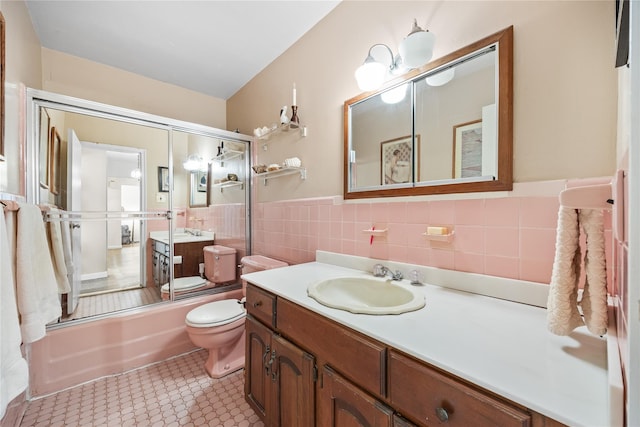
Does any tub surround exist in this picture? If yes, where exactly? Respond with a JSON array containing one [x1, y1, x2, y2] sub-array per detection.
[[28, 289, 242, 397], [241, 251, 622, 427]]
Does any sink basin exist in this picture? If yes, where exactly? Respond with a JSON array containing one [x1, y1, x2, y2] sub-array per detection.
[[307, 277, 425, 315]]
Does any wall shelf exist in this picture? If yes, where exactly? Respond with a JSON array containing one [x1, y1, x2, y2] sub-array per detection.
[[211, 180, 244, 192], [254, 167, 306, 185], [212, 149, 244, 164], [258, 123, 307, 142]]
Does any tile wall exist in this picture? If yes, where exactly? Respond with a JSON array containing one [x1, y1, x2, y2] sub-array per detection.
[[249, 195, 613, 287]]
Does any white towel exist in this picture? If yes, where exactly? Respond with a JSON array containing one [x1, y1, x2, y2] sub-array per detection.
[[15, 202, 61, 343], [547, 207, 608, 336], [46, 210, 71, 294], [0, 210, 29, 419]]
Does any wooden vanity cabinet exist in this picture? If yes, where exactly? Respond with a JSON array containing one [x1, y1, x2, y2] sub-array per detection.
[[318, 365, 394, 427], [150, 239, 213, 286], [389, 350, 531, 427], [245, 315, 315, 427], [244, 283, 565, 427]]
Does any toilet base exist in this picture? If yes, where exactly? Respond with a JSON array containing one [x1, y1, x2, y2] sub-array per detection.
[[202, 329, 246, 379]]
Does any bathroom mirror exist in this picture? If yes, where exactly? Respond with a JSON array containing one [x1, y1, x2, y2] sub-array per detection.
[[344, 26, 513, 199], [26, 90, 252, 325]]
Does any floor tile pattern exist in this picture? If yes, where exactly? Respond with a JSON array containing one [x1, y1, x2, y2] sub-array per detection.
[[20, 350, 264, 427]]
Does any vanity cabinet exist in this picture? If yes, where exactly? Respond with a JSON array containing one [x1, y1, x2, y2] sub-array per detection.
[[244, 283, 565, 427], [150, 239, 214, 286], [388, 350, 530, 426], [318, 365, 394, 427], [245, 315, 315, 426]]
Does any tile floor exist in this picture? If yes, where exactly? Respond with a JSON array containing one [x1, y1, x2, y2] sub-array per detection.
[[20, 350, 264, 427]]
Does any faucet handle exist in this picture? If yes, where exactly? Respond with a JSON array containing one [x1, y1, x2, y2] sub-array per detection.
[[372, 263, 386, 277]]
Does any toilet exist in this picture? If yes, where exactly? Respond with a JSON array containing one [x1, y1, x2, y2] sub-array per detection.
[[185, 250, 287, 378]]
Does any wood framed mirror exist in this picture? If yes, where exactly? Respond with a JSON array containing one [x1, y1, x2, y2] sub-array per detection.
[[344, 26, 513, 199]]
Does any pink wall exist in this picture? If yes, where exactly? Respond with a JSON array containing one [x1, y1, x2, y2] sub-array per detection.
[[251, 194, 613, 286]]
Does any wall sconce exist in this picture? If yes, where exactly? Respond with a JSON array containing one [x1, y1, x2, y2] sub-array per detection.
[[183, 154, 206, 172], [355, 19, 435, 92]]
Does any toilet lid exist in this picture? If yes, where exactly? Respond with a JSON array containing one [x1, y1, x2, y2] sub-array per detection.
[[186, 299, 246, 327], [161, 276, 206, 293]]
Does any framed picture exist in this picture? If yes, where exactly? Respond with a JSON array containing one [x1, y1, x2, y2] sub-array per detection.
[[158, 166, 169, 192], [196, 170, 207, 192], [38, 108, 50, 188], [380, 135, 420, 185], [453, 120, 482, 179], [48, 127, 61, 195]]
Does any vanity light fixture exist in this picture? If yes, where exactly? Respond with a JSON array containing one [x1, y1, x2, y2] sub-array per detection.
[[183, 154, 206, 172], [130, 168, 142, 179], [398, 19, 435, 68], [425, 67, 455, 86], [355, 19, 435, 92], [381, 83, 408, 104], [355, 44, 402, 91]]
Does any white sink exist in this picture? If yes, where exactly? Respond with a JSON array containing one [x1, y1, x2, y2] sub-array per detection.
[[307, 276, 425, 315]]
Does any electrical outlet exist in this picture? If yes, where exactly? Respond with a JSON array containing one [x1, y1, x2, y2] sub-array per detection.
[[156, 193, 167, 203]]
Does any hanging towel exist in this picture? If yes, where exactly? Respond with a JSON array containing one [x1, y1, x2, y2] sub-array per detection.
[[547, 207, 608, 336], [579, 209, 608, 335], [46, 209, 71, 294], [547, 207, 584, 335], [15, 202, 61, 343], [0, 210, 29, 419]]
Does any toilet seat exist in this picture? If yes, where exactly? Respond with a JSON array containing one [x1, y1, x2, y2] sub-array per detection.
[[161, 276, 206, 293], [186, 300, 246, 328]]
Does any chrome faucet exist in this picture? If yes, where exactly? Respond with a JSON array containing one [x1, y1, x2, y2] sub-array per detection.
[[372, 264, 403, 281]]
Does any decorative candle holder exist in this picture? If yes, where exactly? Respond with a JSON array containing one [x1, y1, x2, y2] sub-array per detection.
[[289, 105, 300, 129]]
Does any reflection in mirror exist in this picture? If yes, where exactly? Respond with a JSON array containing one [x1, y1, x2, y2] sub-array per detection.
[[33, 103, 170, 323], [27, 91, 252, 326], [345, 26, 512, 199], [415, 46, 497, 183]]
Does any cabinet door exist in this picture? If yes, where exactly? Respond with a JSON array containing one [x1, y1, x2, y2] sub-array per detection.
[[389, 350, 531, 427], [245, 316, 272, 421], [269, 334, 315, 427], [318, 365, 393, 427]]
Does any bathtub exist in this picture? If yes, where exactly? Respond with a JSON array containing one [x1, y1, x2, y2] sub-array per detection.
[[28, 288, 243, 397]]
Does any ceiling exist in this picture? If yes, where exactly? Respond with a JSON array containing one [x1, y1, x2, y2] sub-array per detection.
[[25, 1, 340, 100]]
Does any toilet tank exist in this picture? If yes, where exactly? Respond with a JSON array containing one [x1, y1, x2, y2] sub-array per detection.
[[241, 255, 288, 275], [204, 245, 237, 284]]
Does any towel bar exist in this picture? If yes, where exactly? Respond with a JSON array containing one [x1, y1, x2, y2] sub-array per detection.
[[559, 183, 613, 210]]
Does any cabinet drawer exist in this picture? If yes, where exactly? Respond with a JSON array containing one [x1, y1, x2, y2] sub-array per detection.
[[389, 351, 531, 427], [246, 284, 276, 328], [277, 298, 386, 398]]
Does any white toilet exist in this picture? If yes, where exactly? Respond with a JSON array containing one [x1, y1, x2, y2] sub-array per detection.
[[185, 250, 287, 378]]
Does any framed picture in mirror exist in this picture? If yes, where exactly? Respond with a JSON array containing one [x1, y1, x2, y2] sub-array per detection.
[[158, 166, 169, 192], [197, 170, 207, 192], [48, 127, 61, 195], [39, 108, 50, 188], [381, 135, 420, 185], [453, 120, 483, 179]]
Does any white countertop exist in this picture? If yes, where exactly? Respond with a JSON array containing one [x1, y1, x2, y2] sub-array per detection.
[[149, 229, 214, 244], [241, 254, 621, 427]]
